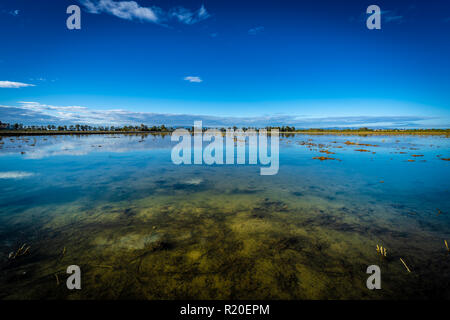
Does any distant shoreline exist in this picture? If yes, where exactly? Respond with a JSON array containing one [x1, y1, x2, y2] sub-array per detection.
[[0, 131, 169, 136], [0, 130, 449, 137], [285, 130, 450, 136]]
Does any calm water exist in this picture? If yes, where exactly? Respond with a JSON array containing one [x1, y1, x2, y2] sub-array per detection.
[[0, 133, 449, 299]]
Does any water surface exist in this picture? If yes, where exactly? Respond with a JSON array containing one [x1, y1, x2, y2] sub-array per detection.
[[0, 133, 449, 299]]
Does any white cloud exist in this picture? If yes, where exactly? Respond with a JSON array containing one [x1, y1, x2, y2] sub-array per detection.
[[0, 101, 443, 128], [380, 11, 404, 24], [80, 0, 159, 22], [184, 76, 203, 83], [0, 81, 35, 88], [29, 77, 46, 81], [248, 26, 264, 35], [385, 15, 403, 23], [0, 171, 35, 179], [19, 101, 87, 111], [170, 5, 210, 25], [9, 10, 20, 16], [79, 0, 210, 25]]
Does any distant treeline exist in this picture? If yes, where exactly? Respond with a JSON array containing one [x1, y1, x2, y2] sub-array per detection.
[[0, 121, 448, 134], [275, 127, 450, 133], [0, 121, 173, 132]]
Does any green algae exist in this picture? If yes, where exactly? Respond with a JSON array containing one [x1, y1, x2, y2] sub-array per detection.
[[1, 183, 448, 299]]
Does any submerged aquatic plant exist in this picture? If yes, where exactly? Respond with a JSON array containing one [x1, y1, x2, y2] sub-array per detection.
[[59, 246, 66, 261], [312, 156, 335, 161], [319, 150, 335, 155], [376, 244, 387, 257], [8, 243, 31, 260], [400, 258, 412, 273], [445, 240, 449, 252]]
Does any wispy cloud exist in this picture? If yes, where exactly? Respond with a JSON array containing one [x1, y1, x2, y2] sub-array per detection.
[[9, 10, 20, 17], [0, 171, 35, 179], [351, 9, 405, 25], [0, 102, 442, 128], [170, 5, 210, 25], [29, 77, 47, 82], [383, 11, 403, 23], [184, 76, 203, 83], [0, 81, 35, 88], [79, 0, 210, 25], [80, 0, 160, 22], [248, 26, 264, 35]]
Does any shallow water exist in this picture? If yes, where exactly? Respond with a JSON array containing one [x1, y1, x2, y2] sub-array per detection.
[[0, 133, 449, 299]]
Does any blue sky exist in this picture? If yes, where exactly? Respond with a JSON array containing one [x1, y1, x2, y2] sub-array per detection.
[[0, 0, 449, 127]]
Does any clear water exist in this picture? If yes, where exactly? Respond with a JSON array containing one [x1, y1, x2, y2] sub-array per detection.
[[0, 133, 449, 299]]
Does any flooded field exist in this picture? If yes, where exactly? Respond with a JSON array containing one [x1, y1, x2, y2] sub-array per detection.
[[0, 133, 449, 299]]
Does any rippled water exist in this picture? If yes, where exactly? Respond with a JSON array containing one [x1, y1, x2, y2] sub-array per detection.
[[0, 133, 449, 299]]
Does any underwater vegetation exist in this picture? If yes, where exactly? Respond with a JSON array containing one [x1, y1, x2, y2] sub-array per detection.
[[312, 156, 336, 161]]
